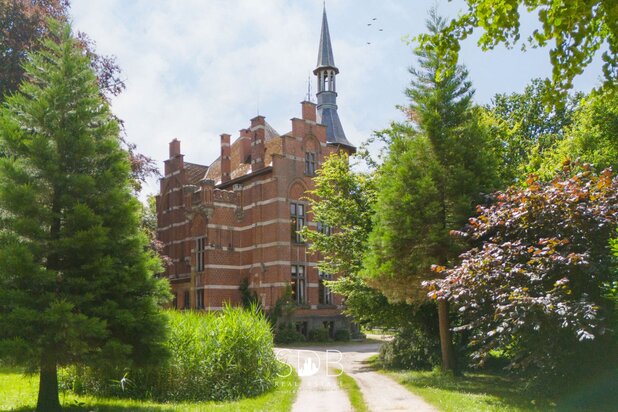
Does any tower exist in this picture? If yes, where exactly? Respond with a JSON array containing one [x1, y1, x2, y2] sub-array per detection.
[[314, 6, 355, 150]]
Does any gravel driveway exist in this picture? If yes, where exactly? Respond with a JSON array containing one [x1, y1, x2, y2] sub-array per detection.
[[276, 341, 436, 412]]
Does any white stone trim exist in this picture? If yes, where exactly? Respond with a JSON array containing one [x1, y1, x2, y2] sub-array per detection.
[[196, 285, 238, 290], [213, 201, 236, 208], [256, 282, 290, 288], [204, 260, 291, 270], [243, 197, 287, 210], [164, 169, 182, 178], [158, 220, 189, 231], [234, 241, 291, 252], [207, 218, 290, 232], [241, 177, 276, 190]]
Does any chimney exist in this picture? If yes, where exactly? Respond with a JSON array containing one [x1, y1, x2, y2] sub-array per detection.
[[169, 138, 181, 157], [301, 101, 317, 122], [220, 133, 231, 183], [165, 138, 183, 175], [250, 116, 266, 172], [239, 128, 252, 164]]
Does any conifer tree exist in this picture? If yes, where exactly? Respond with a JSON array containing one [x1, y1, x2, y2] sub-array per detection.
[[364, 9, 499, 372], [0, 21, 169, 411]]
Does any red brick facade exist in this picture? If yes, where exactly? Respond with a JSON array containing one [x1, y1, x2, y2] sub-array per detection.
[[156, 102, 354, 333]]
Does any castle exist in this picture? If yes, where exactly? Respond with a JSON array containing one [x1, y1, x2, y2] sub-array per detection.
[[156, 8, 355, 336]]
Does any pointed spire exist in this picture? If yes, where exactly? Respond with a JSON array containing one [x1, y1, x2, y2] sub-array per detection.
[[312, 5, 354, 150], [315, 5, 338, 74]]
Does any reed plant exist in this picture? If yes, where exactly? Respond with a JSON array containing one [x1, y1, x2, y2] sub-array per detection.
[[61, 304, 280, 402]]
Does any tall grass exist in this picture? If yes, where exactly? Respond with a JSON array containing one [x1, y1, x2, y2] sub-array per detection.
[[61, 305, 280, 402]]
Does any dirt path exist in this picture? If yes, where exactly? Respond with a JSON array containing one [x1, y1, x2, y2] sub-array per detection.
[[276, 341, 436, 412], [276, 346, 353, 412]]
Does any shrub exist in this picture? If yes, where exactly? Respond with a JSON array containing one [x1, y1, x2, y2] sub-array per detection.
[[274, 324, 306, 344], [427, 167, 618, 379], [307, 328, 330, 342], [61, 305, 280, 402], [334, 329, 351, 342], [379, 325, 441, 370]]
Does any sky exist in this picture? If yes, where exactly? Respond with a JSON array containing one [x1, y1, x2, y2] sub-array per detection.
[[70, 0, 606, 198]]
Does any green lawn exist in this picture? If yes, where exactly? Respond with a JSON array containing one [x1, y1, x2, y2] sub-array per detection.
[[333, 369, 369, 412], [0, 367, 299, 412], [384, 369, 551, 412], [367, 356, 618, 412]]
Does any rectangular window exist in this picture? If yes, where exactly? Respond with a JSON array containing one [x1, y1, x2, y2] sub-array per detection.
[[290, 203, 305, 243], [291, 265, 306, 305], [319, 272, 333, 305], [172, 292, 178, 309], [196, 237, 206, 272], [316, 221, 331, 236], [183, 290, 190, 310], [305, 152, 316, 176], [196, 288, 204, 310]]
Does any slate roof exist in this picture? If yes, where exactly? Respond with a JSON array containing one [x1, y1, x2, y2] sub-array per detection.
[[184, 162, 209, 185], [314, 6, 338, 74]]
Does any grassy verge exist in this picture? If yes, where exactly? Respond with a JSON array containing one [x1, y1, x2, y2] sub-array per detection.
[[367, 355, 618, 412], [0, 366, 299, 412], [383, 369, 550, 412], [333, 369, 369, 412]]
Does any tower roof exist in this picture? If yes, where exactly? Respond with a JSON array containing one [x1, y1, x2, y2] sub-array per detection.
[[314, 6, 338, 74]]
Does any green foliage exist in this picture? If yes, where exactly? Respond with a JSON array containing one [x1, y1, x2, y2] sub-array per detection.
[[62, 307, 280, 402], [363, 132, 445, 302], [363, 10, 499, 303], [1, 366, 300, 411], [327, 275, 413, 329], [380, 327, 441, 371], [538, 87, 618, 178], [334, 329, 351, 342], [418, 0, 618, 100], [268, 285, 307, 343], [379, 303, 442, 370], [307, 328, 330, 342], [427, 166, 618, 378], [302, 152, 375, 277], [301, 152, 412, 328], [483, 78, 580, 183], [0, 20, 169, 410], [273, 324, 306, 344], [239, 277, 260, 308], [269, 284, 297, 327]]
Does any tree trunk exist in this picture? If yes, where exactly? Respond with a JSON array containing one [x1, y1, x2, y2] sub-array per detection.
[[36, 352, 61, 412], [438, 298, 456, 373]]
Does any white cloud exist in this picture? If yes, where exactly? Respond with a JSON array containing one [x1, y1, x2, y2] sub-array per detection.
[[70, 0, 606, 200]]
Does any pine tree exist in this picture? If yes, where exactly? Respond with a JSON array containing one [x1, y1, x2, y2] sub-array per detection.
[[0, 21, 169, 411], [363, 9, 499, 372]]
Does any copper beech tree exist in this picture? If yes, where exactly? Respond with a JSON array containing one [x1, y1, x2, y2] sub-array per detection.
[[426, 164, 618, 376]]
